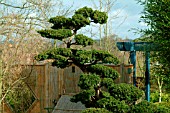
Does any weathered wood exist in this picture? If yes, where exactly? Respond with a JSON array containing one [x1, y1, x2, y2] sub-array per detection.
[[3, 63, 133, 113]]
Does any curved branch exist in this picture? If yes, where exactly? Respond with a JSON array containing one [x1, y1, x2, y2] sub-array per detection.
[[0, 2, 32, 9]]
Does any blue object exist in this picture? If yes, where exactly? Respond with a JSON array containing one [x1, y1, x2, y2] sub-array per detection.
[[145, 51, 150, 101], [130, 50, 136, 87], [117, 42, 156, 51], [116, 41, 155, 102]]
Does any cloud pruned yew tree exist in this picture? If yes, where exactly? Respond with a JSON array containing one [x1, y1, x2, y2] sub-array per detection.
[[35, 7, 144, 113], [35, 6, 119, 71]]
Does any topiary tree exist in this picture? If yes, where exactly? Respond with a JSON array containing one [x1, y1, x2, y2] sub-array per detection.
[[35, 6, 144, 113]]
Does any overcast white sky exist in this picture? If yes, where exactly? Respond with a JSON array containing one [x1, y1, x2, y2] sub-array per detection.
[[63, 0, 148, 39]]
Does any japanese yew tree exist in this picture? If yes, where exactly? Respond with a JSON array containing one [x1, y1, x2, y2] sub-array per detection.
[[35, 7, 144, 112]]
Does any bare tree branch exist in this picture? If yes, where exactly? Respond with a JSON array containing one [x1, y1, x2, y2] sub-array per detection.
[[0, 1, 32, 9]]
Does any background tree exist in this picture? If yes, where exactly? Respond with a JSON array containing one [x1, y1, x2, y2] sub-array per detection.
[[86, 0, 127, 53], [138, 0, 170, 103], [36, 7, 145, 112], [138, 0, 170, 81], [0, 0, 74, 112], [89, 0, 130, 66], [92, 0, 117, 51]]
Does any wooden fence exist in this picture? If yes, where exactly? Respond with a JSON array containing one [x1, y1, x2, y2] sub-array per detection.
[[2, 63, 133, 113]]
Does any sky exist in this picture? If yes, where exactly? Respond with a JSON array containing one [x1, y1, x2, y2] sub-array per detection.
[[63, 0, 148, 40], [1, 0, 148, 40]]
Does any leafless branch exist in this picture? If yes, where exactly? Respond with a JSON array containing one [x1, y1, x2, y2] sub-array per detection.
[[0, 2, 32, 9]]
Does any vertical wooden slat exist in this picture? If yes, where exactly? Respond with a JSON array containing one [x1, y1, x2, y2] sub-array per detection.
[[124, 64, 133, 84], [3, 63, 134, 113]]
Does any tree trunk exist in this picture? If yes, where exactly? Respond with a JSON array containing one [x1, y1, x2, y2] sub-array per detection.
[[0, 60, 2, 113], [159, 87, 162, 103], [54, 40, 57, 48], [157, 76, 163, 103], [67, 43, 71, 48], [95, 86, 101, 99], [99, 0, 102, 49]]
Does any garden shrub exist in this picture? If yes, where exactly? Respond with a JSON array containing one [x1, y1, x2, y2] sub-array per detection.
[[97, 96, 129, 113], [151, 91, 170, 103], [129, 100, 157, 113], [109, 83, 144, 105], [81, 108, 111, 113], [129, 100, 170, 113], [154, 102, 170, 111]]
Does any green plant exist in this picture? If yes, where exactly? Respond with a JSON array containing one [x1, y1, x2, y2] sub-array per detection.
[[78, 74, 101, 90], [81, 108, 111, 113], [87, 64, 119, 80], [129, 100, 170, 113], [97, 96, 129, 113], [109, 83, 144, 105], [151, 91, 170, 103], [5, 81, 36, 113], [35, 6, 145, 112], [155, 102, 170, 110], [138, 0, 170, 93]]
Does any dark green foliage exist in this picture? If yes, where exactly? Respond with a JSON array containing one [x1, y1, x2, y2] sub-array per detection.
[[75, 7, 93, 18], [129, 101, 156, 113], [36, 7, 127, 112], [36, 6, 113, 70], [74, 50, 92, 64], [75, 6, 108, 24], [81, 108, 111, 113], [138, 1, 170, 105], [71, 89, 95, 107], [35, 4, 170, 113], [87, 64, 120, 80], [138, 0, 170, 80], [72, 49, 120, 65], [35, 48, 72, 61], [72, 14, 90, 30], [103, 56, 120, 64], [35, 48, 73, 68], [78, 74, 101, 90], [34, 52, 49, 61], [129, 100, 170, 113], [97, 96, 129, 113], [37, 6, 108, 43], [75, 34, 94, 47], [49, 16, 70, 29], [91, 10, 108, 24], [91, 50, 119, 64], [51, 55, 69, 68], [150, 91, 170, 103], [156, 106, 170, 113], [55, 48, 72, 57], [72, 49, 119, 65], [43, 48, 72, 58], [101, 78, 114, 88], [92, 50, 112, 60], [37, 29, 72, 40], [100, 91, 111, 98], [155, 102, 170, 109], [109, 83, 144, 105]]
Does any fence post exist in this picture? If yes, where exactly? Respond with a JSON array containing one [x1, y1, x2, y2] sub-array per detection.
[[145, 51, 150, 102], [130, 51, 136, 86]]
